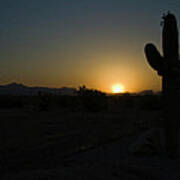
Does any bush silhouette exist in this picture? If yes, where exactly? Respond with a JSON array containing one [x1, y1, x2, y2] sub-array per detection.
[[38, 91, 51, 111], [78, 85, 108, 112]]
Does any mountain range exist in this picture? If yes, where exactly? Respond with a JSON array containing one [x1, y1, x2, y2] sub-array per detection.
[[0, 83, 77, 96]]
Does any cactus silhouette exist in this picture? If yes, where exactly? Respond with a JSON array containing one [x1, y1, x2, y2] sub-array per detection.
[[145, 12, 180, 157]]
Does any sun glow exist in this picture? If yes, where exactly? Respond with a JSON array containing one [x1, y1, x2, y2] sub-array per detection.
[[112, 84, 125, 93]]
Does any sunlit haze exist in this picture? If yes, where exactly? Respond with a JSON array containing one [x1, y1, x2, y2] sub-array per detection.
[[0, 1, 179, 93]]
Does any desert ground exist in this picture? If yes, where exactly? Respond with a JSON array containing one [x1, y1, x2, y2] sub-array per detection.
[[1, 96, 180, 179]]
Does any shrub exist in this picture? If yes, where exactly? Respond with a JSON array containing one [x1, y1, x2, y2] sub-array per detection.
[[78, 85, 108, 112]]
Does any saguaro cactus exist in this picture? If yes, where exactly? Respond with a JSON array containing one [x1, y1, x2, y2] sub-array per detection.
[[144, 12, 180, 157]]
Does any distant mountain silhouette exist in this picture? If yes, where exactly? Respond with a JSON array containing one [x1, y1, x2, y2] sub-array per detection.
[[0, 82, 77, 96], [137, 90, 161, 96]]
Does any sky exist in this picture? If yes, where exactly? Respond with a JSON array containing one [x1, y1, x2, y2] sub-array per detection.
[[0, 0, 180, 93]]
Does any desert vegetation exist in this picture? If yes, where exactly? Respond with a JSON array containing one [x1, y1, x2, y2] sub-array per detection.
[[0, 89, 163, 178]]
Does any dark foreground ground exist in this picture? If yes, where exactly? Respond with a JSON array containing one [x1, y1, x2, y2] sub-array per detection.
[[0, 106, 180, 179]]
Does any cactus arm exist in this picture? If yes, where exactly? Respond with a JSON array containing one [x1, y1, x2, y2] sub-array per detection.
[[144, 43, 165, 75]]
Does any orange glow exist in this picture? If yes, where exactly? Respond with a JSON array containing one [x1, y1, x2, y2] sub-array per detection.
[[112, 84, 125, 93]]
